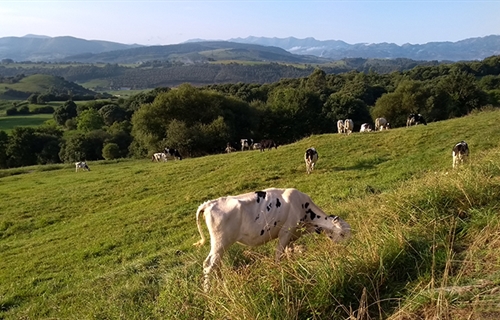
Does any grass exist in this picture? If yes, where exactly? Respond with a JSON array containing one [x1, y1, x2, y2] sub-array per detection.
[[1, 110, 500, 319], [0, 114, 53, 133]]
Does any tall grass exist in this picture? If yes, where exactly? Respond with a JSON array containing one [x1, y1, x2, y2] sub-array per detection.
[[1, 110, 500, 319]]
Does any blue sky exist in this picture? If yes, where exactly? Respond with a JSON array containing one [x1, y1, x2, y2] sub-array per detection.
[[0, 1, 499, 45]]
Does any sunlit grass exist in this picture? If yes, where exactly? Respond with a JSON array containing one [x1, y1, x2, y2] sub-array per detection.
[[1, 110, 500, 319]]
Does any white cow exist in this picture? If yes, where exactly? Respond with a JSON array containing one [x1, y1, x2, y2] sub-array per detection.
[[194, 188, 351, 291], [75, 161, 90, 172], [375, 117, 389, 131], [360, 123, 372, 132], [304, 147, 318, 174], [337, 120, 345, 134], [252, 143, 262, 150], [452, 141, 469, 169], [241, 139, 253, 151], [152, 152, 167, 162], [344, 119, 354, 135]]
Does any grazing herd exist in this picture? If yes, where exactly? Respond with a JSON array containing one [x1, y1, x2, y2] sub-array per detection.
[[71, 112, 471, 291]]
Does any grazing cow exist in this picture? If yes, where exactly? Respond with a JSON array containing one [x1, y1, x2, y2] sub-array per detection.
[[375, 117, 390, 131], [241, 139, 253, 151], [152, 152, 167, 162], [344, 119, 354, 135], [252, 143, 262, 150], [337, 120, 345, 134], [452, 141, 469, 169], [259, 139, 277, 152], [304, 147, 318, 174], [406, 113, 427, 127], [164, 147, 182, 160], [194, 188, 351, 291], [225, 143, 236, 153], [360, 123, 372, 132], [75, 161, 90, 172]]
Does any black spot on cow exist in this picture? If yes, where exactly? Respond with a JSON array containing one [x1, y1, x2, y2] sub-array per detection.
[[255, 214, 260, 221], [274, 221, 277, 226], [306, 209, 317, 220], [260, 230, 265, 236], [255, 191, 267, 203], [300, 214, 307, 222], [276, 198, 281, 208], [315, 226, 323, 234], [304, 202, 310, 208], [267, 203, 272, 211]]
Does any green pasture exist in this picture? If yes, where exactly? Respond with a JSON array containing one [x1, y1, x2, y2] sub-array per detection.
[[1, 110, 500, 319], [0, 114, 53, 133]]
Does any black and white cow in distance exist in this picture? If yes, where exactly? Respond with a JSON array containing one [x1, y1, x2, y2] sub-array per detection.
[[406, 113, 427, 127], [304, 147, 318, 174], [452, 141, 469, 169], [164, 147, 182, 160], [152, 152, 167, 162], [241, 139, 253, 151], [337, 120, 345, 134], [194, 188, 351, 291], [75, 161, 90, 172], [375, 117, 390, 131], [344, 119, 354, 135], [259, 139, 277, 152], [360, 123, 372, 132]]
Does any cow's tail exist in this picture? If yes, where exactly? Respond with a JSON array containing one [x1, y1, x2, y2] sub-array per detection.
[[194, 201, 210, 247]]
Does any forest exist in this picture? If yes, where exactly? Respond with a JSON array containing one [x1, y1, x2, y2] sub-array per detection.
[[0, 55, 499, 169]]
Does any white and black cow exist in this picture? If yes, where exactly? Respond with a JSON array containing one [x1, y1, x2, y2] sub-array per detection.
[[337, 120, 345, 134], [75, 161, 90, 172], [375, 117, 390, 131], [360, 123, 372, 132], [452, 141, 469, 169], [259, 139, 277, 152], [406, 113, 427, 127], [304, 147, 318, 174], [241, 139, 253, 151], [344, 119, 354, 135], [194, 188, 351, 291], [152, 152, 167, 162], [225, 143, 237, 153], [164, 147, 182, 160]]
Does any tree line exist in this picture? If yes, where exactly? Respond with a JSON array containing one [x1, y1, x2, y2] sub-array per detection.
[[0, 55, 499, 169]]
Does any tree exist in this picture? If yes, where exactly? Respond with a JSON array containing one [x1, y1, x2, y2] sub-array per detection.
[[323, 92, 371, 130], [77, 109, 104, 132], [102, 143, 120, 160], [6, 127, 38, 167], [0, 131, 8, 169], [53, 100, 77, 126], [98, 104, 128, 126]]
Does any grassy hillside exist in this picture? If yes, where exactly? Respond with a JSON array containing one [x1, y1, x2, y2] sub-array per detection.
[[1, 110, 500, 319]]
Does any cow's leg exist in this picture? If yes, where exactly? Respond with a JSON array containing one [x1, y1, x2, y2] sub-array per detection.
[[202, 245, 226, 292], [275, 228, 297, 261]]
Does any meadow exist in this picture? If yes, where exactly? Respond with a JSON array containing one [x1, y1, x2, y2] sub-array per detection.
[[1, 109, 500, 319]]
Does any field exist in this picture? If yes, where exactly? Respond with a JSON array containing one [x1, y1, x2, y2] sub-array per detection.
[[1, 109, 500, 319]]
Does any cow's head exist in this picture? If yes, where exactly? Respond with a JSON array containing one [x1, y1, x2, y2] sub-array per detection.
[[323, 215, 351, 242]]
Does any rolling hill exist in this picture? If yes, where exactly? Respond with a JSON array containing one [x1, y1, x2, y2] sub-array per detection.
[[1, 109, 500, 319]]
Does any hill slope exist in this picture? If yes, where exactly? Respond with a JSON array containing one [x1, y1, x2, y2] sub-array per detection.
[[1, 110, 500, 319]]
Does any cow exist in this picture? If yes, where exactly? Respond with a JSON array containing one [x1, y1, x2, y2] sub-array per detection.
[[241, 139, 253, 151], [194, 188, 351, 291], [337, 120, 345, 134], [375, 117, 390, 131], [225, 143, 237, 153], [252, 143, 262, 150], [75, 161, 90, 172], [452, 141, 469, 169], [344, 119, 354, 135], [164, 147, 182, 160], [152, 152, 167, 162], [304, 147, 318, 174], [259, 139, 277, 152], [360, 123, 372, 132], [406, 113, 427, 127]]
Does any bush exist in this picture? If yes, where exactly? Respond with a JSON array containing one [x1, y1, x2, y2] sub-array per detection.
[[32, 106, 55, 114], [102, 143, 120, 160], [5, 107, 17, 116]]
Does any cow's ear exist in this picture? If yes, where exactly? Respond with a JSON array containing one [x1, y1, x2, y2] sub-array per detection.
[[330, 215, 339, 223]]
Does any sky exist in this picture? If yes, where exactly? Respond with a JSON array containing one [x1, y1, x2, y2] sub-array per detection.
[[0, 0, 499, 46]]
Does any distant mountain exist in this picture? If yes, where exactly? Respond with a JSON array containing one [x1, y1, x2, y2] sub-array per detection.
[[60, 41, 330, 64], [227, 35, 500, 61], [0, 35, 142, 61]]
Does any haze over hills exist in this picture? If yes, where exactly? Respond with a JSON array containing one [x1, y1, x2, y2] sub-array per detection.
[[0, 34, 499, 63]]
